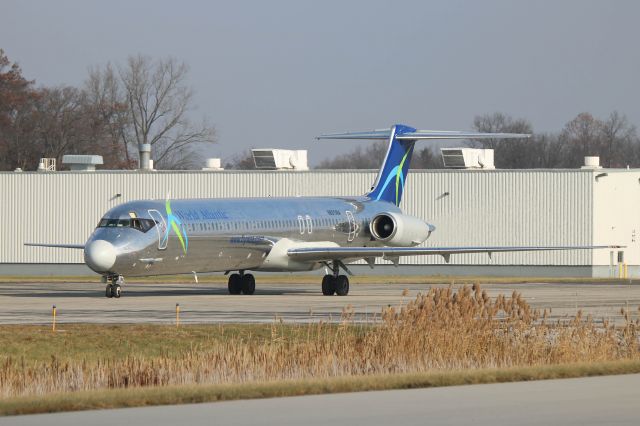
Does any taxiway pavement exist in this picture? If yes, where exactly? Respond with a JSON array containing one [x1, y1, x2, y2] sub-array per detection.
[[2, 373, 639, 425], [0, 280, 638, 324]]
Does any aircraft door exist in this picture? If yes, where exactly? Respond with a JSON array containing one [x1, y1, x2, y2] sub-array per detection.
[[305, 215, 313, 234], [346, 210, 356, 242], [148, 209, 168, 250]]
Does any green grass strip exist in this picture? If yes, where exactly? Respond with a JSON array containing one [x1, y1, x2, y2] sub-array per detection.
[[2, 360, 640, 417]]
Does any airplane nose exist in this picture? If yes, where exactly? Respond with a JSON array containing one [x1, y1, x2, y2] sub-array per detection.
[[84, 240, 117, 272]]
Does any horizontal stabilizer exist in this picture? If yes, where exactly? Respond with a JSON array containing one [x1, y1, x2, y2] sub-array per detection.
[[25, 243, 85, 249], [288, 245, 621, 262], [317, 129, 530, 141]]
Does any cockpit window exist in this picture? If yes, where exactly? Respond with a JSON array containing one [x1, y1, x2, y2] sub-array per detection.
[[97, 218, 156, 232]]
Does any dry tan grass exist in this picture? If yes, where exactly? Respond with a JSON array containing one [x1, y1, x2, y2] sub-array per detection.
[[0, 285, 638, 399]]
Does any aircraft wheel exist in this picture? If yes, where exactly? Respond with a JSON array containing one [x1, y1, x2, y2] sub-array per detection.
[[105, 283, 113, 298], [321, 275, 335, 296], [112, 284, 122, 298], [241, 274, 256, 295], [335, 275, 349, 296], [228, 273, 242, 295]]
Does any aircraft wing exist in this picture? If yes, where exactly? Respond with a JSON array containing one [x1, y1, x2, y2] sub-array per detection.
[[24, 243, 85, 249], [287, 245, 621, 263]]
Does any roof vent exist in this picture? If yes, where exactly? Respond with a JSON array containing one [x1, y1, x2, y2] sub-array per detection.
[[62, 155, 103, 171], [440, 148, 495, 169], [251, 149, 308, 170], [581, 156, 602, 169], [202, 158, 224, 171]]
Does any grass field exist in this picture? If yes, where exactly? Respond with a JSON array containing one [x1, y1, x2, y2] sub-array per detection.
[[1, 284, 638, 415], [0, 323, 291, 363]]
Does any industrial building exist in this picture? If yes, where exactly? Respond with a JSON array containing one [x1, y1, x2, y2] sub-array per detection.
[[1, 157, 637, 277]]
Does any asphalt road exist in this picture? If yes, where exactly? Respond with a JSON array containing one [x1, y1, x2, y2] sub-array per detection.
[[0, 280, 639, 325], [2, 374, 639, 425]]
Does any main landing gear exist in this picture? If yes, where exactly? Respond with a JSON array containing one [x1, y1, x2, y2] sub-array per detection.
[[322, 261, 350, 296], [228, 271, 256, 295], [105, 275, 123, 298]]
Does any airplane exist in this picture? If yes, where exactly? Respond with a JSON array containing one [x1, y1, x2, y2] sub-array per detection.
[[26, 124, 618, 298]]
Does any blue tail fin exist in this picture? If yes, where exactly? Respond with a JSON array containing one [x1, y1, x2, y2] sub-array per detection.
[[317, 123, 531, 206], [368, 124, 416, 206]]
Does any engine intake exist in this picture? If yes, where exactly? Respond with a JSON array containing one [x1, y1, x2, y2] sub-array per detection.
[[370, 212, 433, 247]]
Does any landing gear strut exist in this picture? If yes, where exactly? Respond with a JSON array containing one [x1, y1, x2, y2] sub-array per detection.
[[322, 261, 349, 296], [105, 275, 123, 298], [228, 271, 256, 295]]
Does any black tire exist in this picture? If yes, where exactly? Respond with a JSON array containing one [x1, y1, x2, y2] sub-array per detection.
[[241, 274, 256, 295], [321, 275, 335, 296], [335, 275, 349, 296], [112, 284, 121, 298], [228, 273, 242, 295], [105, 283, 113, 298]]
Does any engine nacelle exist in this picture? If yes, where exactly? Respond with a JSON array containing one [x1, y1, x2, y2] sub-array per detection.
[[369, 212, 433, 247]]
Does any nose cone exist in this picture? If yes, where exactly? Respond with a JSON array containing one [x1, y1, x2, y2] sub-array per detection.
[[84, 240, 117, 272]]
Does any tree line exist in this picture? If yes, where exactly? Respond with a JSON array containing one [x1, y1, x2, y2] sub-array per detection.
[[0, 49, 214, 171]]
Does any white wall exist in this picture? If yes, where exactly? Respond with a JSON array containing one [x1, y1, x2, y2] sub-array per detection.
[[1, 168, 632, 268], [592, 170, 640, 271]]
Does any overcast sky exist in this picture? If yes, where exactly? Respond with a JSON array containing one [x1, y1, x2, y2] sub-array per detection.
[[2, 0, 639, 166]]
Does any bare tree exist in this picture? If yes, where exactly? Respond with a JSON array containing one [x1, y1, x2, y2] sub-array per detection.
[[413, 146, 443, 169], [119, 55, 215, 169], [84, 64, 135, 168], [600, 111, 636, 167], [224, 150, 256, 170], [531, 133, 566, 168], [0, 49, 40, 170], [317, 141, 388, 169], [471, 113, 532, 149], [471, 112, 534, 168], [33, 86, 85, 159], [559, 112, 604, 168]]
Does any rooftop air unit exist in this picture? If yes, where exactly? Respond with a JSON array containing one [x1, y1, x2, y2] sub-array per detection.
[[440, 148, 495, 170], [61, 155, 103, 171], [251, 149, 308, 170]]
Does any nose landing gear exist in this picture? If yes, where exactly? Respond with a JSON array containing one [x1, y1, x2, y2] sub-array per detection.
[[228, 271, 256, 295], [105, 275, 124, 298]]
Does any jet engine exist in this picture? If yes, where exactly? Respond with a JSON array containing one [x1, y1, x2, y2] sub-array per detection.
[[369, 212, 433, 247]]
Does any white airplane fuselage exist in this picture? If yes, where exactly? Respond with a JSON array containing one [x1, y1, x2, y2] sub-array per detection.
[[85, 196, 432, 277]]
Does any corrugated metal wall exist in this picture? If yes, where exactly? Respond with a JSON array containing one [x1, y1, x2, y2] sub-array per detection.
[[0, 169, 594, 265]]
